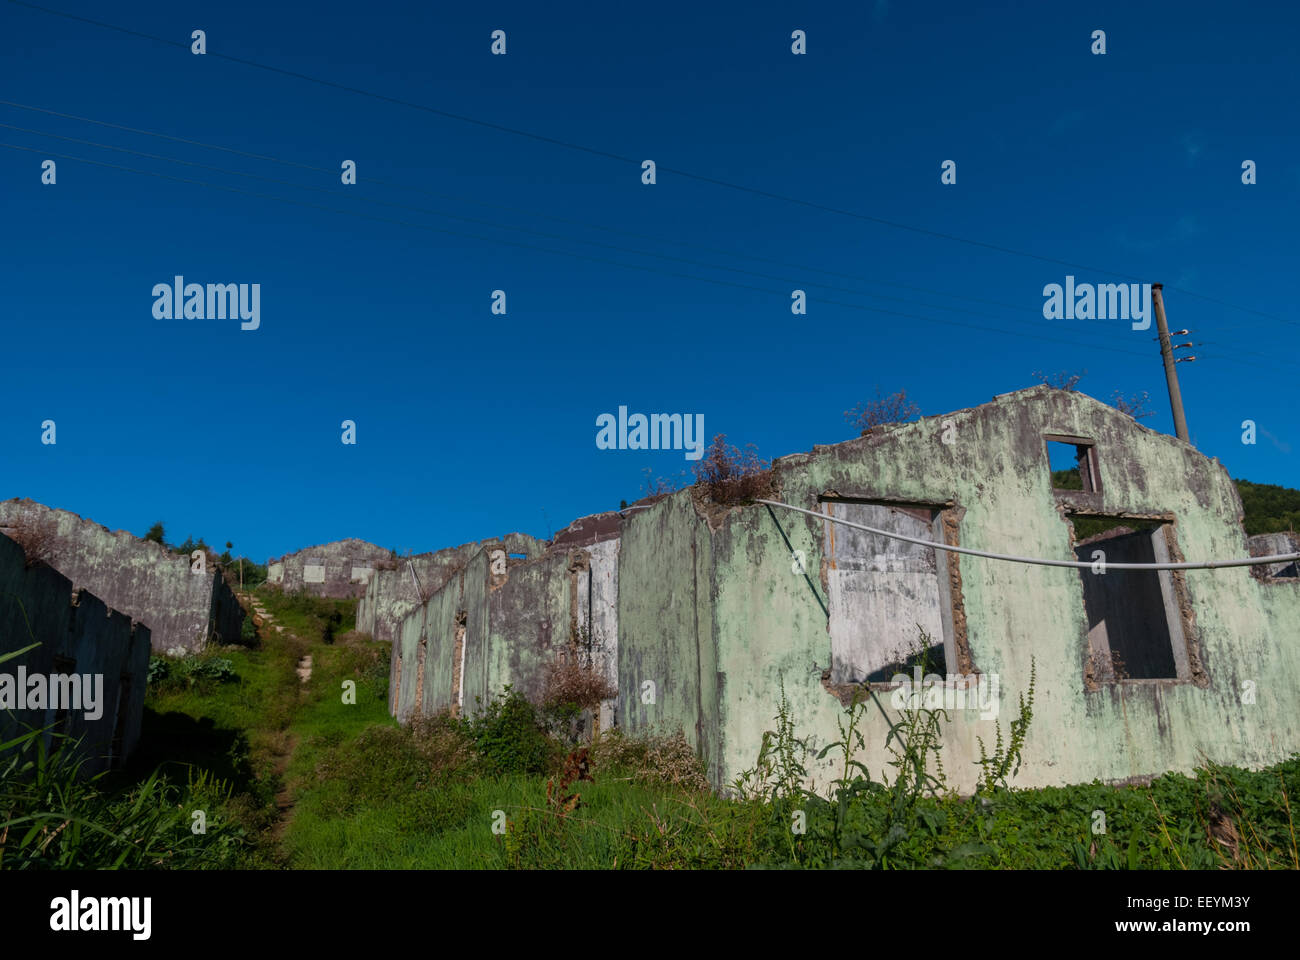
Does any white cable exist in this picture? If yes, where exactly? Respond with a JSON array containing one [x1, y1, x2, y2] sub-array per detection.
[[756, 499, 1300, 572]]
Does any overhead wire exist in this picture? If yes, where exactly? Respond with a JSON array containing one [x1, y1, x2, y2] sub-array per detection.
[[6, 0, 1295, 332]]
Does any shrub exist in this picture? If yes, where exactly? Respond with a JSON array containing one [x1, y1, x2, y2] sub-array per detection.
[[408, 711, 479, 775], [541, 659, 615, 712], [462, 686, 555, 775], [844, 387, 921, 435], [591, 729, 710, 793], [151, 654, 237, 694], [692, 434, 776, 505], [147, 656, 169, 687]]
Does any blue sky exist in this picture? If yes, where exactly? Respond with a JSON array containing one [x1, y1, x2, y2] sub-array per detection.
[[2, 0, 1296, 561]]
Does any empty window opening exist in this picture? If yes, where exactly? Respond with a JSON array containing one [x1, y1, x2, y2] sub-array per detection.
[[392, 654, 402, 714], [303, 556, 326, 583], [414, 637, 427, 711], [1072, 518, 1188, 682], [451, 612, 467, 717], [1047, 436, 1100, 493], [823, 500, 957, 684]]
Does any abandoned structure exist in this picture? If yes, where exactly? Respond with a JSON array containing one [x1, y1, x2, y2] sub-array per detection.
[[267, 539, 396, 598], [0, 532, 150, 775], [388, 386, 1300, 794], [388, 520, 617, 728], [0, 499, 243, 654], [357, 533, 545, 645]]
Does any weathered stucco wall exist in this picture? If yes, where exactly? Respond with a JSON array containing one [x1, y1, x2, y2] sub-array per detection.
[[618, 386, 1300, 793], [391, 529, 621, 726], [382, 387, 1298, 795], [267, 538, 393, 598], [617, 493, 722, 783], [0, 499, 242, 654], [0, 533, 150, 775]]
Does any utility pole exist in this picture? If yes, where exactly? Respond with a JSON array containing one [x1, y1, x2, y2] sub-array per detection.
[[1151, 283, 1189, 442]]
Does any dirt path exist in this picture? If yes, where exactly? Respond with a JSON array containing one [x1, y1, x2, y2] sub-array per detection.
[[237, 591, 310, 855], [269, 731, 300, 847]]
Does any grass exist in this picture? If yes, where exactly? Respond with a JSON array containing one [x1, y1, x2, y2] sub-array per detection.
[[14, 588, 1297, 870]]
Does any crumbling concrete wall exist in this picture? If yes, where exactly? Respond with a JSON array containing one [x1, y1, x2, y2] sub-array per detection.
[[1249, 532, 1299, 579], [390, 527, 620, 726], [360, 533, 545, 644], [0, 499, 242, 654], [267, 539, 393, 598], [0, 532, 150, 775], [619, 386, 1300, 793]]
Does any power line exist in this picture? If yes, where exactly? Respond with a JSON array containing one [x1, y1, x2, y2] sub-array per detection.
[[0, 140, 1176, 363], [2, 119, 1173, 350], [8, 119, 1296, 373], [760, 499, 1300, 571], [7, 0, 1295, 331], [0, 99, 1093, 319]]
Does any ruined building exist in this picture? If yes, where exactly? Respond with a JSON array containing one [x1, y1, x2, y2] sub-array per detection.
[[0, 532, 150, 775], [267, 539, 397, 599], [388, 519, 618, 727], [387, 386, 1300, 794], [357, 533, 545, 645], [0, 499, 243, 655]]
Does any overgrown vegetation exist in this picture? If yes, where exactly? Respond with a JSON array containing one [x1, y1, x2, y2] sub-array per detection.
[[844, 386, 921, 435], [1054, 471, 1300, 538], [692, 433, 776, 505], [1236, 479, 1300, 536], [256, 587, 356, 644], [0, 637, 260, 868], [148, 653, 239, 694], [13, 599, 1298, 870]]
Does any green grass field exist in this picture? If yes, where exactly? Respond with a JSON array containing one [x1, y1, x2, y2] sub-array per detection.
[[6, 583, 1297, 870]]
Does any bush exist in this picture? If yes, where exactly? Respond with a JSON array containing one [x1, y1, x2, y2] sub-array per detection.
[[147, 656, 169, 687], [692, 434, 776, 505], [239, 615, 257, 644], [461, 686, 555, 775], [150, 654, 237, 694], [844, 387, 921, 435], [590, 729, 710, 793], [408, 711, 479, 775]]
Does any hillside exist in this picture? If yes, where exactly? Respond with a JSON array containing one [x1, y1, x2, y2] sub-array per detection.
[[1050, 472, 1298, 536]]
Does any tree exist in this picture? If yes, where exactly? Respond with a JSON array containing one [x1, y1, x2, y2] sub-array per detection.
[[844, 387, 920, 435], [144, 521, 166, 544]]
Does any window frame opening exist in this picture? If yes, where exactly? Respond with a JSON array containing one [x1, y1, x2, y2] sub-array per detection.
[[819, 496, 970, 689], [1067, 513, 1198, 687]]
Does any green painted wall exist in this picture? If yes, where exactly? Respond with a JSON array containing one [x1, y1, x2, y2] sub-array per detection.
[[621, 387, 1300, 793]]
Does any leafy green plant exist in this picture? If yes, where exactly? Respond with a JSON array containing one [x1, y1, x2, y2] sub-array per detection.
[[0, 725, 253, 869], [461, 686, 554, 775], [976, 658, 1036, 794]]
